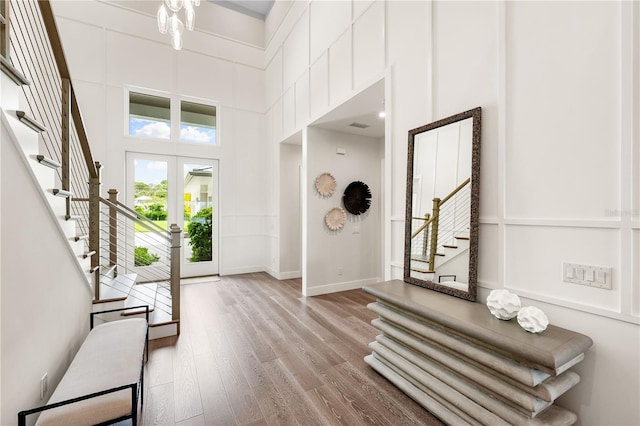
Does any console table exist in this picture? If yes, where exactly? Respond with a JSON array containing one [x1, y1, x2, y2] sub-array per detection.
[[363, 280, 592, 426]]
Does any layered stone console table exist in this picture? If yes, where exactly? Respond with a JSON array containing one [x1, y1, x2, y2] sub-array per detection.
[[363, 280, 592, 426]]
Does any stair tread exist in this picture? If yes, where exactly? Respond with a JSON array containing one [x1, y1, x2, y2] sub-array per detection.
[[36, 155, 60, 169], [53, 188, 73, 198], [411, 255, 429, 261], [410, 267, 435, 274], [149, 310, 173, 325], [100, 273, 137, 296], [17, 111, 47, 133]]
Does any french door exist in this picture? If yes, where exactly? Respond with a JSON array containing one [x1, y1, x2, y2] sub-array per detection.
[[126, 153, 219, 278]]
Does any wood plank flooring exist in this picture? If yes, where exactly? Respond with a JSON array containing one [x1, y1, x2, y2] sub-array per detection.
[[141, 272, 443, 426]]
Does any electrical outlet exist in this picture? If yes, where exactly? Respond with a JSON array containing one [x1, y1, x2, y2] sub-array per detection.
[[337, 267, 343, 276], [40, 373, 48, 400]]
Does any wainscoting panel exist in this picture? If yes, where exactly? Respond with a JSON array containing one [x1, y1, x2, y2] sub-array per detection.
[[505, 225, 620, 313]]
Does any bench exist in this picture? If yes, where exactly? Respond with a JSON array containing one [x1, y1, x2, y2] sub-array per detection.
[[18, 306, 149, 426]]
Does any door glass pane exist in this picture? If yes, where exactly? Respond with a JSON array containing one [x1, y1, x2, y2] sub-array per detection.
[[129, 92, 171, 139], [183, 164, 213, 263], [134, 159, 168, 266], [180, 101, 216, 144]]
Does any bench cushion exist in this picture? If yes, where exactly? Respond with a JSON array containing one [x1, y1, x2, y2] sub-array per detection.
[[36, 318, 147, 426]]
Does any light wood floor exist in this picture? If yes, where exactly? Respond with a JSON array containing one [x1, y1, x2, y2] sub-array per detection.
[[141, 272, 442, 426]]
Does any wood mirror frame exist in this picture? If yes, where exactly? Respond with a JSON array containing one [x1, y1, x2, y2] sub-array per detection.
[[403, 107, 481, 301]]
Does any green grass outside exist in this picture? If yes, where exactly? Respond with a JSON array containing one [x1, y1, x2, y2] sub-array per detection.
[[134, 220, 191, 232]]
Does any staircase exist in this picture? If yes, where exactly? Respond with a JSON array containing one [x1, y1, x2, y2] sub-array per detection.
[[410, 235, 469, 287], [1, 0, 180, 339], [410, 178, 471, 286]]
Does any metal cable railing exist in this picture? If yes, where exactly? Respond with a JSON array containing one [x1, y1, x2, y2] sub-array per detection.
[[98, 198, 177, 319], [10, 1, 62, 173], [99, 198, 171, 282], [436, 186, 471, 250], [9, 1, 93, 240], [6, 0, 181, 329], [411, 179, 471, 271]]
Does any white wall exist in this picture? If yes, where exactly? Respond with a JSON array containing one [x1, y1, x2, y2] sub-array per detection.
[[265, 0, 639, 423], [51, 0, 268, 276], [1, 118, 93, 425], [304, 127, 383, 296], [4, 0, 636, 423], [278, 143, 302, 278]]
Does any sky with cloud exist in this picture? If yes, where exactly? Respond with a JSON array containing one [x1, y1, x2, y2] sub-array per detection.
[[130, 118, 216, 144]]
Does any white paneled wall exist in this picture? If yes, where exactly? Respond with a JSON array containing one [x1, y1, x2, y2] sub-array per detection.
[[266, 48, 283, 107], [309, 1, 352, 64], [328, 30, 353, 105], [176, 52, 235, 104], [283, 9, 309, 90], [106, 32, 175, 89], [53, 0, 267, 276], [505, 225, 621, 312], [295, 71, 310, 128], [505, 1, 620, 221], [266, 1, 639, 423], [352, 1, 385, 88], [309, 52, 329, 118], [42, 0, 640, 422]]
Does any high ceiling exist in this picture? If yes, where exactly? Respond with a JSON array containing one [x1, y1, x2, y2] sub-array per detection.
[[113, 0, 274, 22], [212, 0, 275, 20]]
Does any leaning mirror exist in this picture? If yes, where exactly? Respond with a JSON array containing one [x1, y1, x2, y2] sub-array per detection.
[[404, 107, 481, 301]]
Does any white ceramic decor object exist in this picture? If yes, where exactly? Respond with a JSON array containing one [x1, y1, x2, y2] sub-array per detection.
[[486, 289, 521, 320], [517, 306, 549, 333]]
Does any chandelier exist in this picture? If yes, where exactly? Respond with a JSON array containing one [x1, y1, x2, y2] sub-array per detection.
[[157, 0, 200, 51]]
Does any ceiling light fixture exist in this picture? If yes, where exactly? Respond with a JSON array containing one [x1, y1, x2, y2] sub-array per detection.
[[157, 0, 200, 50], [378, 111, 386, 118]]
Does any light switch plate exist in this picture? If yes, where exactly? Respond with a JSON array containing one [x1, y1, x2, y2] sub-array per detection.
[[562, 262, 612, 290]]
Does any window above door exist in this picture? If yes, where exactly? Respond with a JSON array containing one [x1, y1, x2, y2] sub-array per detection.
[[127, 87, 218, 146]]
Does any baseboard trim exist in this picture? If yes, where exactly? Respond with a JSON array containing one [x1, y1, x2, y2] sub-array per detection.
[[304, 277, 381, 296], [265, 267, 302, 280], [220, 265, 265, 276]]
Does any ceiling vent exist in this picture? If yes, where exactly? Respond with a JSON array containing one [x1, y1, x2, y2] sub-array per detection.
[[349, 122, 370, 129]]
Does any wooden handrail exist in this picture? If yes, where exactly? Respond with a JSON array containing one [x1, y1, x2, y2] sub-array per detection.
[[38, 1, 98, 179], [410, 178, 471, 271], [114, 199, 171, 236], [99, 198, 172, 242], [411, 216, 435, 239], [411, 179, 470, 241], [440, 178, 470, 206]]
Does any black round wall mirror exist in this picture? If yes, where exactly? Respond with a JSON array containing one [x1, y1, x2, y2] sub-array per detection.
[[343, 181, 372, 215]]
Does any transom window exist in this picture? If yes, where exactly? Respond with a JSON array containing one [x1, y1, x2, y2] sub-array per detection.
[[127, 89, 218, 145], [129, 92, 171, 140], [180, 101, 216, 144]]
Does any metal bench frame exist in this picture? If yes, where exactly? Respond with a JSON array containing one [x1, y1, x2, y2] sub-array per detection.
[[18, 306, 149, 426]]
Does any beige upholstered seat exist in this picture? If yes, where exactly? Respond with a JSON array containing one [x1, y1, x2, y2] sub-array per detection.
[[36, 318, 147, 426]]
